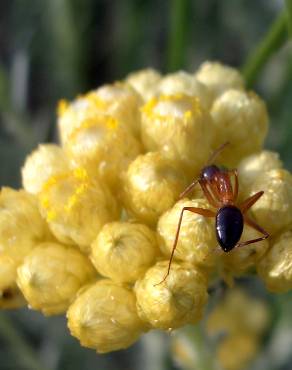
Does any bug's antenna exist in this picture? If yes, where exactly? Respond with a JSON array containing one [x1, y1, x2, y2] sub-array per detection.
[[206, 142, 230, 166]]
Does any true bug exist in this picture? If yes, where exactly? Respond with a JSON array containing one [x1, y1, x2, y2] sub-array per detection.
[[159, 142, 269, 283]]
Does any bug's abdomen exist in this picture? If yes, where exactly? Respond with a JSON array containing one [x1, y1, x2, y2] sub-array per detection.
[[216, 206, 243, 252]]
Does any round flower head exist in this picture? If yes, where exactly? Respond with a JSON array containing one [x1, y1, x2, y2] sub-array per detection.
[[57, 95, 96, 145], [125, 68, 162, 101], [158, 198, 217, 268], [211, 89, 268, 167], [0, 188, 51, 263], [195, 61, 245, 99], [238, 150, 283, 197], [207, 288, 270, 337], [67, 279, 146, 353], [17, 242, 96, 315], [0, 255, 25, 309], [248, 169, 292, 235], [65, 114, 141, 189], [39, 168, 119, 253], [122, 152, 188, 225], [157, 71, 212, 109], [22, 144, 70, 194], [135, 260, 208, 329], [216, 333, 259, 370], [221, 223, 269, 275], [91, 222, 158, 283], [141, 94, 213, 177], [257, 231, 292, 293], [90, 82, 142, 137]]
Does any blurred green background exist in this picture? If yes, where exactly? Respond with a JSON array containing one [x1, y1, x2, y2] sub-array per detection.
[[0, 1, 292, 369]]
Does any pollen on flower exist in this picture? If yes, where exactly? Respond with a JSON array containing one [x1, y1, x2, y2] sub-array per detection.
[[156, 71, 212, 109], [141, 94, 213, 177], [22, 144, 70, 194], [39, 169, 119, 252], [64, 114, 141, 189]]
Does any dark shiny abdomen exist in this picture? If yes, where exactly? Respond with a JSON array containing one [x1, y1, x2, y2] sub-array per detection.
[[216, 206, 243, 252]]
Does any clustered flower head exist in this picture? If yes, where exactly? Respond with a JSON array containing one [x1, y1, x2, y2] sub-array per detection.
[[1, 61, 291, 357]]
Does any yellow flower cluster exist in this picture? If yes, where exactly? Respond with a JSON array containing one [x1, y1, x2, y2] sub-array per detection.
[[207, 289, 270, 370], [1, 62, 291, 355]]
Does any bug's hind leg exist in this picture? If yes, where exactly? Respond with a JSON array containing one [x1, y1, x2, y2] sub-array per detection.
[[236, 215, 269, 248], [240, 191, 264, 213], [154, 206, 215, 286]]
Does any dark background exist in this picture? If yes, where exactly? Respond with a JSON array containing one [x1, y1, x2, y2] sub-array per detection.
[[0, 1, 292, 369]]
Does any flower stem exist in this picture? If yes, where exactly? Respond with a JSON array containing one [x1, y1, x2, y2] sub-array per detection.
[[167, 0, 189, 72], [0, 312, 50, 370], [242, 10, 288, 87]]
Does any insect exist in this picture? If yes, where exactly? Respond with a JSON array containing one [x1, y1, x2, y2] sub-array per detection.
[[158, 142, 269, 284]]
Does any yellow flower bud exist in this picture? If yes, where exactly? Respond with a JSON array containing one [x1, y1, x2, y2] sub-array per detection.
[[221, 223, 269, 274], [0, 188, 50, 263], [211, 89, 268, 167], [248, 169, 292, 234], [257, 231, 292, 293], [91, 222, 158, 283], [0, 255, 25, 309], [67, 279, 146, 353], [195, 61, 244, 99], [89, 82, 142, 137], [57, 95, 93, 144], [158, 199, 217, 268], [39, 169, 119, 252], [125, 68, 161, 101], [135, 261, 208, 329], [65, 115, 142, 189], [141, 94, 213, 177], [207, 288, 270, 337], [122, 152, 188, 225], [17, 242, 96, 315], [238, 150, 283, 196], [217, 333, 259, 370], [22, 144, 70, 194], [157, 71, 212, 109]]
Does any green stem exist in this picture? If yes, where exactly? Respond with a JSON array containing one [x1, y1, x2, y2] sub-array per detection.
[[167, 0, 189, 72], [286, 0, 292, 37], [0, 312, 50, 370], [242, 11, 288, 88]]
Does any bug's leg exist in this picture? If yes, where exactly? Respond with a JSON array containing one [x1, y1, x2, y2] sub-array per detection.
[[179, 180, 199, 200], [240, 191, 264, 213], [154, 206, 216, 286], [227, 169, 239, 201], [199, 180, 221, 208], [206, 142, 230, 165], [236, 215, 269, 248]]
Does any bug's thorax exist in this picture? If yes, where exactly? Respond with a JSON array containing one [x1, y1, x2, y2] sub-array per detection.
[[215, 205, 244, 252], [213, 172, 234, 204]]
